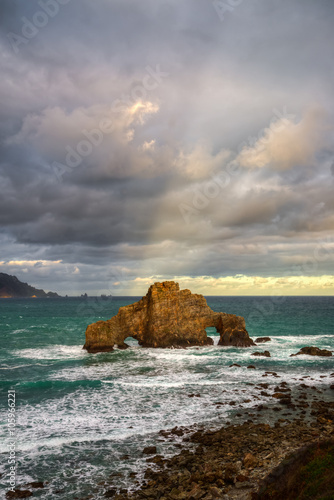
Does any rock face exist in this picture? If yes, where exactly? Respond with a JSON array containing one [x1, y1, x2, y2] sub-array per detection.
[[291, 346, 332, 357], [83, 281, 254, 353]]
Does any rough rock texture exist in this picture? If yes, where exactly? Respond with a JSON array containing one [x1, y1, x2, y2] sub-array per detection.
[[291, 346, 332, 357], [83, 281, 254, 353]]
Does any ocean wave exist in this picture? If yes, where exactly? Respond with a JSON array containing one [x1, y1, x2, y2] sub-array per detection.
[[17, 379, 102, 390], [15, 345, 86, 360]]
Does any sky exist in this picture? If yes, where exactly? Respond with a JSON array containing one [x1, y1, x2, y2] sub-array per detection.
[[0, 0, 334, 296]]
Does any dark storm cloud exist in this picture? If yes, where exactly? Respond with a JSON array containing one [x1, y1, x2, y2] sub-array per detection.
[[0, 0, 333, 293]]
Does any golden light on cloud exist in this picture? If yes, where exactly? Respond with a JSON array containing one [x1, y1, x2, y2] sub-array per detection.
[[236, 108, 327, 170], [129, 101, 145, 114], [128, 100, 159, 123], [129, 275, 334, 296], [141, 139, 156, 151], [2, 260, 62, 266], [173, 143, 230, 180]]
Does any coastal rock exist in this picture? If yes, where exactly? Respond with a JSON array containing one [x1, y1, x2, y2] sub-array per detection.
[[272, 393, 289, 399], [224, 463, 238, 483], [252, 351, 271, 357], [291, 346, 332, 357], [6, 491, 33, 499], [120, 405, 334, 500], [104, 489, 117, 498], [209, 486, 223, 497], [255, 337, 271, 343], [83, 281, 254, 352], [243, 453, 257, 469], [25, 483, 44, 489], [142, 446, 157, 455]]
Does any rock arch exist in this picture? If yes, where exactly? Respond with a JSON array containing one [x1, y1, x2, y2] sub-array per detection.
[[83, 281, 255, 353]]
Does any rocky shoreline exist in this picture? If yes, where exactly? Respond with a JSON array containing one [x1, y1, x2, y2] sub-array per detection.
[[5, 342, 333, 499], [6, 373, 334, 499], [101, 376, 334, 500]]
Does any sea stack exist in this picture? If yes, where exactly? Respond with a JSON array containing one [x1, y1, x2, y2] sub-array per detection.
[[83, 281, 254, 353]]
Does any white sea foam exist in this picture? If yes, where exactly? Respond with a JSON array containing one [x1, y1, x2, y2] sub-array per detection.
[[2, 330, 333, 500], [11, 328, 29, 334], [0, 363, 46, 370], [15, 345, 86, 360]]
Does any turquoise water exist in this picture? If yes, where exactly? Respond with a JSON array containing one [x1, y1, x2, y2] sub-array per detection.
[[0, 296, 333, 498]]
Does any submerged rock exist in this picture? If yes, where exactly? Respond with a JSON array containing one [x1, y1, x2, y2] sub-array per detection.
[[291, 346, 332, 357], [6, 491, 33, 499], [255, 337, 271, 343], [142, 446, 157, 455], [252, 351, 271, 357], [25, 483, 44, 489], [83, 281, 254, 352]]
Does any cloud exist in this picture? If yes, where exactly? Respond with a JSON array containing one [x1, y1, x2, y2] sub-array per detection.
[[126, 274, 334, 296], [0, 0, 334, 295], [173, 143, 230, 180], [236, 108, 328, 170], [6, 100, 160, 173], [141, 139, 156, 151]]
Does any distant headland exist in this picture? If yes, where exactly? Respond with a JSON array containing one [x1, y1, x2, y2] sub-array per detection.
[[0, 272, 60, 298]]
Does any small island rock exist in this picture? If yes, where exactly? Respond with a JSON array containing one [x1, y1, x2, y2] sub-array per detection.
[[255, 337, 271, 343], [291, 346, 332, 357], [83, 281, 255, 352]]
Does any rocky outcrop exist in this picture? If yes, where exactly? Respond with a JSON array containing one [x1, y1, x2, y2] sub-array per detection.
[[291, 346, 332, 357], [255, 337, 271, 343], [252, 351, 271, 357], [83, 281, 254, 353]]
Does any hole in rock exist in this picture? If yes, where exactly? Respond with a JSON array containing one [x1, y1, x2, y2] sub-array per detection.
[[124, 336, 139, 346], [205, 327, 219, 345]]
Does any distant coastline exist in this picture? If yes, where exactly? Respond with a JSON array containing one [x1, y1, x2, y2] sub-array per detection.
[[0, 272, 60, 299]]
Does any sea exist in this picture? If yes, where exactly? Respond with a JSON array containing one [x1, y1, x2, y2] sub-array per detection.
[[0, 296, 333, 499]]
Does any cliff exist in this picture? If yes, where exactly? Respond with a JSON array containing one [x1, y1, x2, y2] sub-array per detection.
[[0, 273, 60, 298], [83, 281, 254, 353]]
